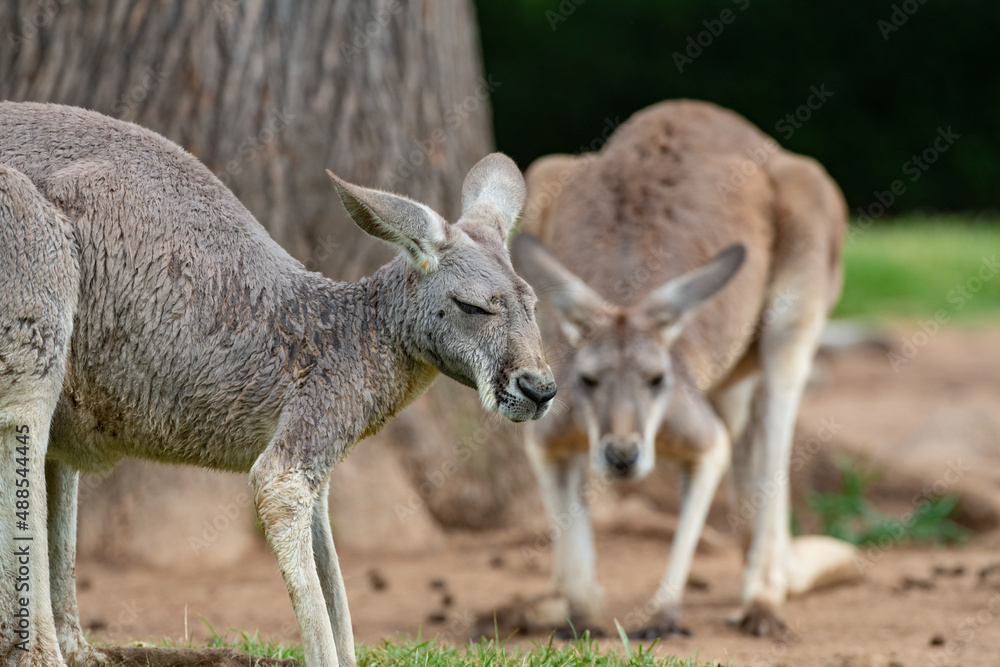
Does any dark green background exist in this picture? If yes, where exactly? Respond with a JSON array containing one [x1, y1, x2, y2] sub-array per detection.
[[474, 0, 999, 216]]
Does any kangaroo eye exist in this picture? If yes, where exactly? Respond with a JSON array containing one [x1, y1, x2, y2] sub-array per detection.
[[579, 375, 599, 389], [649, 374, 665, 388], [453, 298, 491, 315]]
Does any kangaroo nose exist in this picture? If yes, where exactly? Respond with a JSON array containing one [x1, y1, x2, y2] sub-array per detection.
[[604, 442, 640, 476], [517, 376, 557, 405]]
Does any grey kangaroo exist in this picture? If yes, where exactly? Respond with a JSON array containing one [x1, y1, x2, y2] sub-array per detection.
[[0, 102, 555, 667], [512, 100, 858, 639]]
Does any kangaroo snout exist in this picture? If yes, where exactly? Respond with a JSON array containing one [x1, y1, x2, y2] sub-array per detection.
[[517, 373, 557, 405], [511, 368, 557, 416], [602, 436, 642, 477]]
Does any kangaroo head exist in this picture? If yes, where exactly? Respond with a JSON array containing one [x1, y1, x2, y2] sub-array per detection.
[[329, 154, 556, 423], [513, 234, 745, 478]]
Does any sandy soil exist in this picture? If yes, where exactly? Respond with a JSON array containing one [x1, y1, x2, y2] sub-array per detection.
[[77, 324, 1000, 666], [77, 532, 1000, 666]]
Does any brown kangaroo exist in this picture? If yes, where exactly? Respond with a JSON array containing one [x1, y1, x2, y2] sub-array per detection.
[[512, 99, 858, 638]]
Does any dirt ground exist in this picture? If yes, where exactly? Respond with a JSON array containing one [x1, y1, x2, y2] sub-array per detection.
[[78, 324, 1000, 666]]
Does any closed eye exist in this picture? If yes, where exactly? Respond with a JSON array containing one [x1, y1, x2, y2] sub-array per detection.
[[453, 298, 492, 315]]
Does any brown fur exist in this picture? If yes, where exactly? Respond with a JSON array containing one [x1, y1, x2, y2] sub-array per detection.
[[521, 100, 843, 393]]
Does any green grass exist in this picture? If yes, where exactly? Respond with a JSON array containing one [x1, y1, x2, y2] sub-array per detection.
[[835, 216, 1000, 321], [357, 636, 709, 667], [106, 628, 718, 667], [807, 457, 971, 547]]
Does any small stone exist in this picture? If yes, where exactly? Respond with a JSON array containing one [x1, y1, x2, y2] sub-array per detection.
[[687, 576, 710, 591], [368, 568, 388, 591], [899, 576, 934, 591]]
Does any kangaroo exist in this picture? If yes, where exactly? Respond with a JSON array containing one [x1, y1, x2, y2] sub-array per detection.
[[511, 99, 858, 639], [0, 102, 555, 667]]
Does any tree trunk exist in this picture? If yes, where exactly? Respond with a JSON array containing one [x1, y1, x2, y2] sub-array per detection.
[[2, 0, 491, 273], [0, 0, 543, 566]]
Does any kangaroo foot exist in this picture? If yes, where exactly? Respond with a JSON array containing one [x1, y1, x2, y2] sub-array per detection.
[[727, 601, 796, 639]]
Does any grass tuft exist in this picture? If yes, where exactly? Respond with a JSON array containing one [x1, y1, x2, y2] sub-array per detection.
[[808, 456, 971, 546], [98, 630, 719, 666]]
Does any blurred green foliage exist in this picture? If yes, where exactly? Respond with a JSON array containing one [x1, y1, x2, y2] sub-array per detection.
[[808, 457, 970, 546], [835, 216, 1000, 320], [475, 0, 1000, 214]]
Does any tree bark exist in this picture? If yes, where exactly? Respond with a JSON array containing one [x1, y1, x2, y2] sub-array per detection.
[[0, 0, 541, 566], [1, 0, 492, 275]]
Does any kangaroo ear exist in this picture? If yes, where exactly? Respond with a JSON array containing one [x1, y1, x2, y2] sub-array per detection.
[[460, 153, 527, 245], [639, 244, 746, 342], [512, 232, 612, 346], [328, 170, 447, 274]]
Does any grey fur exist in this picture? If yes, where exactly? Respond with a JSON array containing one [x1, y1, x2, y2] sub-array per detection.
[[0, 102, 554, 667]]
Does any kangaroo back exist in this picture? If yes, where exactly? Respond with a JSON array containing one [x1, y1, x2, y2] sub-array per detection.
[[0, 103, 307, 471]]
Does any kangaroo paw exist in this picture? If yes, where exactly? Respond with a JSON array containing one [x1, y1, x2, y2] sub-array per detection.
[[727, 601, 796, 639], [628, 610, 692, 640]]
